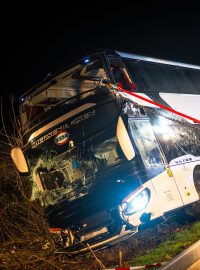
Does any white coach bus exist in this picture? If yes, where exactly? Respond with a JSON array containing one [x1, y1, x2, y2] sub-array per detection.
[[11, 50, 200, 253]]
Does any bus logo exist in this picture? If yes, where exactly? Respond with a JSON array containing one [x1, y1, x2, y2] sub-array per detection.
[[54, 131, 70, 146]]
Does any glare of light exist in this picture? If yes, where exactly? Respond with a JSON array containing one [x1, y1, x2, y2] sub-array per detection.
[[128, 195, 147, 212], [84, 59, 90, 63], [123, 188, 150, 215], [162, 134, 170, 141], [153, 116, 175, 140], [153, 125, 169, 134], [159, 116, 169, 126]]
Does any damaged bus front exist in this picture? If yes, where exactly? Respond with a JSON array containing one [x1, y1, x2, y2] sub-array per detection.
[[11, 51, 200, 253]]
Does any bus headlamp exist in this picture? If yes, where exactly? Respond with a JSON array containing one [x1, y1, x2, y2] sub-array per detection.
[[123, 188, 151, 216]]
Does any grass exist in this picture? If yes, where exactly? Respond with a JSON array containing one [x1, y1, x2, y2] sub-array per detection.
[[131, 221, 200, 266]]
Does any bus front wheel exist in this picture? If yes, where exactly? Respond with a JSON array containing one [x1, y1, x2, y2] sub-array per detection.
[[191, 165, 200, 215], [194, 165, 200, 196]]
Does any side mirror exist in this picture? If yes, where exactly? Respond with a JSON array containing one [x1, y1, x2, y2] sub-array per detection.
[[11, 147, 30, 176], [116, 116, 135, 160]]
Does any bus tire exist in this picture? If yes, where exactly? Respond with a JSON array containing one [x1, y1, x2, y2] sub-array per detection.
[[193, 165, 200, 196], [191, 165, 200, 215]]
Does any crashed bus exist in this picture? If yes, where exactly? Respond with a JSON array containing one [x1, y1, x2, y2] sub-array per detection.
[[11, 50, 200, 254]]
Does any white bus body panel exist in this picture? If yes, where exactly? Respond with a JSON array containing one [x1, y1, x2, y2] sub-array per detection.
[[150, 169, 183, 212], [126, 180, 164, 227], [126, 155, 200, 228], [159, 93, 200, 123], [124, 169, 184, 227], [169, 155, 200, 205]]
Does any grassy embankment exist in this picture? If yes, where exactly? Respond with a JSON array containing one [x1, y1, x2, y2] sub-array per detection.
[[131, 220, 200, 266]]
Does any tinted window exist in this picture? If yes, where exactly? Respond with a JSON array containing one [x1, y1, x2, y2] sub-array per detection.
[[124, 59, 200, 95]]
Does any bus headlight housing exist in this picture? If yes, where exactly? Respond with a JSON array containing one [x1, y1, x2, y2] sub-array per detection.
[[123, 188, 151, 216]]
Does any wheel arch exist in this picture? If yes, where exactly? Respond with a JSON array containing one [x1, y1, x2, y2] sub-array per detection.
[[193, 164, 200, 182], [193, 164, 200, 196]]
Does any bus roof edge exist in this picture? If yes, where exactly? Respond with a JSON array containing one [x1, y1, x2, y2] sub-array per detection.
[[115, 51, 200, 70]]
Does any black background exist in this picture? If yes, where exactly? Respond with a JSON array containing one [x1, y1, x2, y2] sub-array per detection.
[[3, 3, 200, 102]]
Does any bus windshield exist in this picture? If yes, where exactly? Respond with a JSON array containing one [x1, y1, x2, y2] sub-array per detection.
[[29, 131, 127, 206], [19, 57, 107, 131]]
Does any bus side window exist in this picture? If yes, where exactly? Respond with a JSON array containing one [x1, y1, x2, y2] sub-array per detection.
[[129, 119, 163, 168], [109, 58, 137, 91]]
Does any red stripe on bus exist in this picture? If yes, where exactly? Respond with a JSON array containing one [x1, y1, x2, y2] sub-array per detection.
[[119, 88, 200, 124]]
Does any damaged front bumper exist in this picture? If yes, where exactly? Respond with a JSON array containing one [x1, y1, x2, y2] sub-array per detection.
[[49, 208, 138, 255]]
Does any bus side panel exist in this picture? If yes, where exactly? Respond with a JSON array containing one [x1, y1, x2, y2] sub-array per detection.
[[150, 170, 183, 213], [169, 155, 200, 205], [128, 171, 185, 228]]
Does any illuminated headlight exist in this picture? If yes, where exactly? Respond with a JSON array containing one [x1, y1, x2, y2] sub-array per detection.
[[123, 188, 151, 216]]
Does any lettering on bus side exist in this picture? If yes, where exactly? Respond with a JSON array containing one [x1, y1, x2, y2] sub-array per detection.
[[70, 110, 95, 125], [175, 157, 193, 164]]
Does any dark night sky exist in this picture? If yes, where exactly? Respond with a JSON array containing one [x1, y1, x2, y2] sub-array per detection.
[[3, 3, 200, 102]]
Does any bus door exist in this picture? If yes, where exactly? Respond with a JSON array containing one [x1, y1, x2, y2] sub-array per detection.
[[128, 118, 183, 213]]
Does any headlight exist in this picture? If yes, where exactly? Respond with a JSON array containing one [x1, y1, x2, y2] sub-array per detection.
[[123, 188, 151, 216]]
